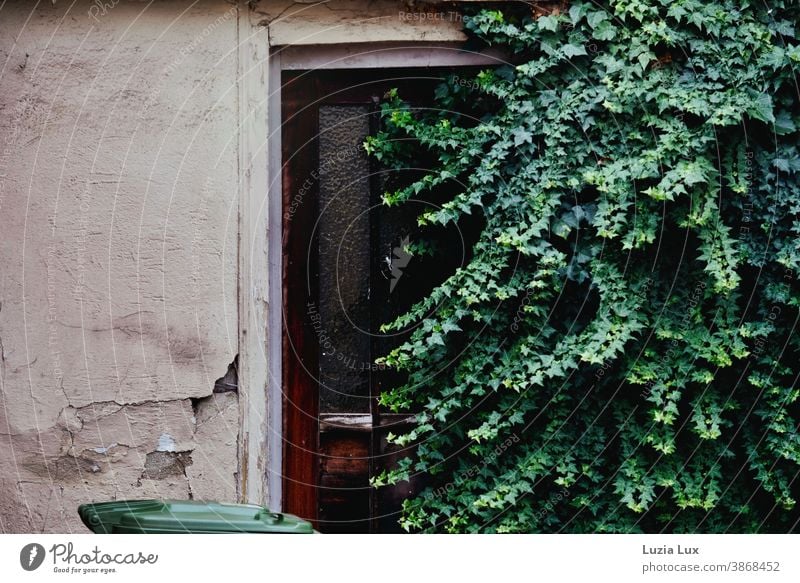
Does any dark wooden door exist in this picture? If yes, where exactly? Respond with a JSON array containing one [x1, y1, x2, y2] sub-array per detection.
[[281, 68, 475, 532]]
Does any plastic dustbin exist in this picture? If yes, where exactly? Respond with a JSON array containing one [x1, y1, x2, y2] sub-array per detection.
[[78, 500, 314, 534]]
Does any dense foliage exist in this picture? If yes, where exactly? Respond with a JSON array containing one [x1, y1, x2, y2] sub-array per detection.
[[365, 0, 800, 532]]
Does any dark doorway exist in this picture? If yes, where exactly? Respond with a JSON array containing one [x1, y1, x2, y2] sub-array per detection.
[[281, 68, 478, 532]]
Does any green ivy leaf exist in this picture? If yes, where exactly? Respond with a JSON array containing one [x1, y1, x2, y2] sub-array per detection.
[[538, 15, 560, 32], [563, 44, 589, 59]]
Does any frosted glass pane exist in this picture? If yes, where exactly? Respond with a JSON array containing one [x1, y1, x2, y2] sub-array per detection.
[[317, 105, 372, 413]]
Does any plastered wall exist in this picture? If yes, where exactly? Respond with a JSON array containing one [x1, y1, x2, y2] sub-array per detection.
[[0, 0, 240, 533]]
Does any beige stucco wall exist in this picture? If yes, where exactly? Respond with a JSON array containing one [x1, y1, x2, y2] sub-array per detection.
[[0, 0, 240, 533]]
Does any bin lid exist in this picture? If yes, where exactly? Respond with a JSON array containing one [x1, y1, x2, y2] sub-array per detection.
[[79, 500, 314, 534]]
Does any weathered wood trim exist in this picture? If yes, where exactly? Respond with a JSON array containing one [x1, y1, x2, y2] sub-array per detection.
[[237, 0, 271, 507], [280, 69, 321, 524], [266, 47, 285, 513]]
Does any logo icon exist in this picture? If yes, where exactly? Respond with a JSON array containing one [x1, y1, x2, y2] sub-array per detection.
[[20, 543, 46, 571], [387, 235, 413, 294]]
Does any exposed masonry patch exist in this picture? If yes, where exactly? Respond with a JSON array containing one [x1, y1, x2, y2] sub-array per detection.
[[46, 456, 102, 481], [140, 451, 194, 481]]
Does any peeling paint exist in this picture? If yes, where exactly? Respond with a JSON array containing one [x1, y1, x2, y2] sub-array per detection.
[[156, 434, 177, 453]]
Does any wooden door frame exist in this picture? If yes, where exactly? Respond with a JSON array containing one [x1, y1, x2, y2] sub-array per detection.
[[236, 40, 507, 514]]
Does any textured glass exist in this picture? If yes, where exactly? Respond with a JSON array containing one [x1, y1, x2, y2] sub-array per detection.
[[317, 105, 372, 413]]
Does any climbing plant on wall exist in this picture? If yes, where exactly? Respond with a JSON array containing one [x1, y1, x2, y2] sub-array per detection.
[[365, 0, 800, 532]]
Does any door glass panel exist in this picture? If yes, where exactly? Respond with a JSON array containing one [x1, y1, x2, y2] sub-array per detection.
[[317, 104, 373, 414]]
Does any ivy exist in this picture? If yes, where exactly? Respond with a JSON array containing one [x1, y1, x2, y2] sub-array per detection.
[[367, 0, 800, 533]]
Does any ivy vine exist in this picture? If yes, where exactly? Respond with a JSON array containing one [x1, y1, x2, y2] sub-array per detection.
[[365, 0, 800, 532]]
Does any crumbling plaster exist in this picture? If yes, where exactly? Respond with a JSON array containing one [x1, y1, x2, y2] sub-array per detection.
[[0, 0, 240, 532]]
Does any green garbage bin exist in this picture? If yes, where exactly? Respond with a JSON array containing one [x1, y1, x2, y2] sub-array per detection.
[[78, 500, 314, 534]]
